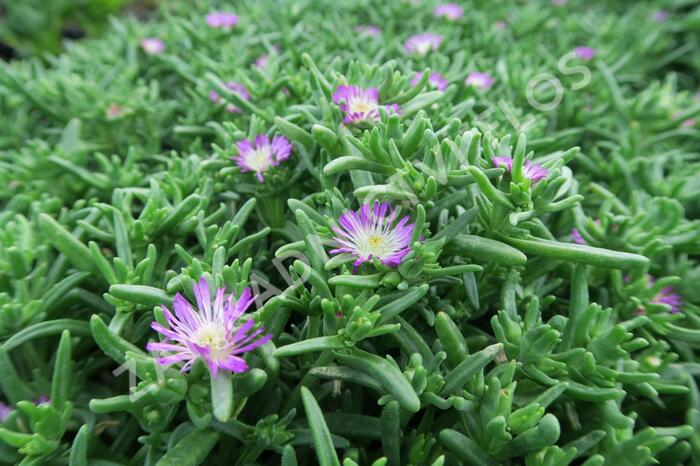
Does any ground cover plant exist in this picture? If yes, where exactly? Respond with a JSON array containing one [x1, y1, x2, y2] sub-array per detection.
[[1, 0, 700, 464]]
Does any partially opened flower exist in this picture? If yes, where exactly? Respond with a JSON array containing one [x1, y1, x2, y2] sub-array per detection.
[[141, 38, 165, 54], [0, 402, 11, 422], [355, 25, 381, 36], [405, 33, 443, 56], [651, 285, 682, 313], [465, 72, 495, 90], [330, 202, 415, 267], [651, 10, 669, 22], [492, 156, 549, 183], [574, 46, 596, 60], [206, 12, 238, 29], [571, 228, 586, 245], [232, 134, 292, 182], [147, 278, 272, 376], [571, 220, 601, 245], [333, 85, 400, 124], [210, 81, 250, 113], [434, 4, 464, 20], [412, 71, 448, 91]]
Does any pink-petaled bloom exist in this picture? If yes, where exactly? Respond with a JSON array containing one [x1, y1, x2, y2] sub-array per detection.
[[355, 25, 381, 36], [147, 278, 272, 376], [574, 46, 596, 61], [232, 134, 292, 182], [255, 46, 280, 69], [106, 104, 124, 118], [652, 10, 669, 22], [331, 202, 415, 268], [434, 3, 464, 20], [141, 38, 165, 55], [411, 72, 448, 91], [682, 119, 696, 128], [206, 12, 238, 29], [404, 33, 443, 56], [333, 85, 400, 124], [0, 402, 11, 422], [465, 72, 495, 90], [492, 156, 549, 183]]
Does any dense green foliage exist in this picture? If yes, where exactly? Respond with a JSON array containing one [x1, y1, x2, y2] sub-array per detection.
[[1, 0, 700, 465]]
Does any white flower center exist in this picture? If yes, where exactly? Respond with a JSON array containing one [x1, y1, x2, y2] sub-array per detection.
[[246, 148, 271, 172], [357, 232, 396, 259], [349, 99, 378, 115], [194, 325, 229, 360], [415, 41, 431, 55]]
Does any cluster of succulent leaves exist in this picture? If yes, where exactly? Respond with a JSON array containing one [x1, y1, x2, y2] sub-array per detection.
[[2, 0, 700, 465]]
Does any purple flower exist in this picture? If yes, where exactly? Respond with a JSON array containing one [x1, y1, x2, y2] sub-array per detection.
[[232, 134, 292, 182], [411, 72, 448, 91], [355, 25, 381, 36], [147, 278, 272, 376], [492, 156, 549, 183], [434, 4, 464, 20], [651, 286, 682, 313], [35, 395, 49, 405], [404, 33, 443, 56], [0, 402, 11, 422], [574, 46, 596, 61], [333, 85, 400, 124], [206, 12, 238, 29], [141, 38, 165, 55], [331, 202, 415, 268], [209, 82, 249, 112], [571, 228, 585, 245], [465, 72, 495, 90], [571, 220, 601, 245], [651, 10, 669, 22], [255, 46, 280, 69]]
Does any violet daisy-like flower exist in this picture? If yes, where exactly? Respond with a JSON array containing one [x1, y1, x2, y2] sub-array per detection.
[[147, 278, 272, 376], [330, 202, 415, 268], [355, 25, 381, 36], [333, 85, 400, 124], [492, 156, 549, 183], [434, 3, 464, 20], [574, 46, 596, 61], [404, 33, 443, 56], [232, 134, 292, 182], [141, 38, 165, 54], [412, 71, 448, 91], [206, 12, 238, 29], [465, 72, 495, 90]]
